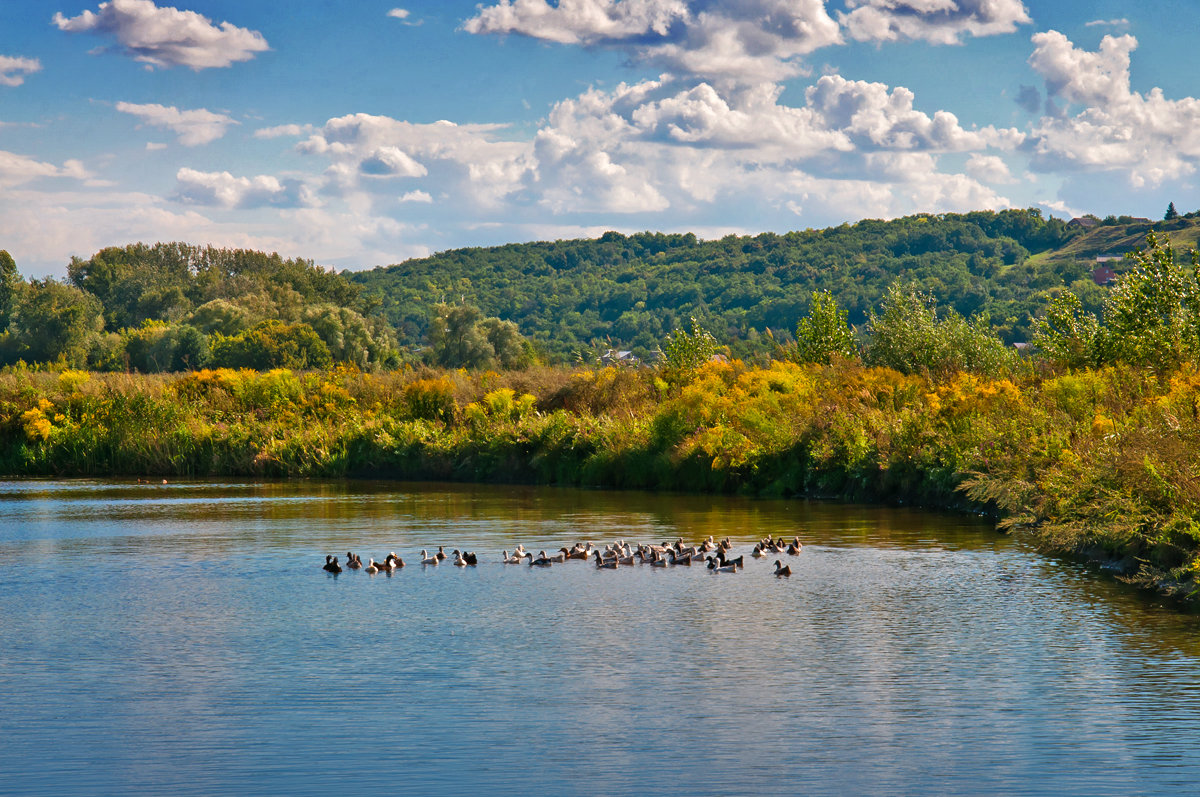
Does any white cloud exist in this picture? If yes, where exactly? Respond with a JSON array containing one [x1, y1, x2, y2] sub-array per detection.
[[1029, 30, 1134, 108], [840, 0, 1031, 45], [0, 150, 90, 187], [804, 74, 1024, 152], [1085, 18, 1130, 29], [465, 0, 842, 83], [400, 190, 433, 203], [173, 167, 317, 209], [387, 8, 409, 19], [359, 146, 428, 178], [965, 153, 1014, 183], [145, 142, 167, 151], [254, 123, 316, 139], [1027, 31, 1200, 187], [53, 0, 269, 70], [115, 101, 237, 146], [0, 55, 42, 87]]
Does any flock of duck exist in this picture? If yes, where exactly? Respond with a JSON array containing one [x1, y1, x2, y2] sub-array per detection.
[[322, 535, 802, 577]]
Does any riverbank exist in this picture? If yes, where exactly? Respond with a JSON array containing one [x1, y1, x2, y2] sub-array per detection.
[[2, 361, 1197, 600]]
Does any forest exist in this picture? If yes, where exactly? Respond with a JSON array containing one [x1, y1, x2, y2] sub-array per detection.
[[2, 208, 1198, 371]]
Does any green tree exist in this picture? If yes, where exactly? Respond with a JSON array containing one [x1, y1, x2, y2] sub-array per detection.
[[866, 282, 1014, 377], [7, 279, 104, 367], [1093, 232, 1200, 369], [793, 290, 857, 364], [427, 303, 532, 370], [661, 317, 719, 383], [1165, 202, 1180, 221], [1031, 291, 1100, 368], [0, 249, 22, 332], [209, 320, 333, 370]]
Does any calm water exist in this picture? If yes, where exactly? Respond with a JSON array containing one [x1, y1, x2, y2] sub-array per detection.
[[2, 480, 1199, 796]]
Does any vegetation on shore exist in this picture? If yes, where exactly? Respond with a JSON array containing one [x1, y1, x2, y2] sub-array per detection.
[[2, 355, 1197, 600]]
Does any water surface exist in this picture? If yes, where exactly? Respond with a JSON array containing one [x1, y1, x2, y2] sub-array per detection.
[[2, 479, 1199, 796]]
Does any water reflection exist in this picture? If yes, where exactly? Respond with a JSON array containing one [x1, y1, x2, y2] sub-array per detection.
[[1, 479, 1199, 796]]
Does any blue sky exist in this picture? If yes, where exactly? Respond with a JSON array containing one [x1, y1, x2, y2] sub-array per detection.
[[2, 0, 1197, 277]]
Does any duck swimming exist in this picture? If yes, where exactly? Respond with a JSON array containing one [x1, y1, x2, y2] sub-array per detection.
[[421, 549, 439, 565], [322, 555, 342, 574], [774, 560, 792, 577]]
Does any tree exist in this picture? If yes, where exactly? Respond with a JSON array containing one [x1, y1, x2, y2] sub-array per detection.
[[209, 320, 333, 370], [793, 290, 857, 364], [1031, 290, 1100, 368], [7, 279, 104, 367], [1165, 202, 1180, 221], [0, 249, 22, 332], [866, 282, 1014, 377], [661, 317, 719, 382], [1093, 232, 1200, 369], [427, 303, 532, 369]]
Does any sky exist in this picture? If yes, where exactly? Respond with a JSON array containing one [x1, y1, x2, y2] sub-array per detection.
[[2, 0, 1198, 277]]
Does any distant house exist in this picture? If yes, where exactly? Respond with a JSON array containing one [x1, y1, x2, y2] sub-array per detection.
[[1068, 216, 1100, 230], [599, 349, 640, 367], [1092, 265, 1117, 285]]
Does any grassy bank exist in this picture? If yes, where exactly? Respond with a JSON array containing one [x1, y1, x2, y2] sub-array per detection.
[[2, 362, 1198, 600]]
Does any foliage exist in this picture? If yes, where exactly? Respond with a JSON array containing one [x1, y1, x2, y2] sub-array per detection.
[[427, 303, 533, 370], [865, 283, 1015, 378], [793, 290, 857, 364], [6, 279, 104, 367], [1093, 233, 1200, 370], [351, 209, 1083, 361], [1031, 291, 1101, 369], [660, 317, 720, 383], [209, 320, 333, 370]]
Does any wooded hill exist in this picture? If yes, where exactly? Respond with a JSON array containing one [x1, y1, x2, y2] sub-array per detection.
[[350, 209, 1200, 362]]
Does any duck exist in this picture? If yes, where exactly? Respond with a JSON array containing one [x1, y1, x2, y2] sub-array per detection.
[[706, 555, 737, 573], [365, 557, 382, 574], [420, 549, 439, 565], [751, 544, 768, 558], [668, 550, 692, 566], [322, 555, 342, 574], [717, 552, 744, 569], [387, 552, 405, 568], [463, 551, 478, 566], [593, 551, 618, 569], [787, 540, 803, 555], [453, 550, 468, 567], [345, 552, 362, 569], [774, 560, 792, 577], [436, 546, 447, 562], [502, 550, 524, 564], [528, 550, 553, 567]]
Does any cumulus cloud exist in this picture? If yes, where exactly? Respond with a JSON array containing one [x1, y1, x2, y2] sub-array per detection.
[[115, 101, 237, 146], [0, 150, 90, 187], [297, 114, 530, 206], [53, 0, 269, 70], [1027, 31, 1200, 187], [0, 55, 42, 87], [1029, 30, 1134, 108], [359, 146, 428, 178], [965, 153, 1014, 183], [400, 190, 433, 203], [173, 167, 316, 209], [840, 0, 1031, 45], [465, 0, 842, 83]]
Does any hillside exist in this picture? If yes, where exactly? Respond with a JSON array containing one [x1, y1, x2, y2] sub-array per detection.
[[347, 210, 1176, 361]]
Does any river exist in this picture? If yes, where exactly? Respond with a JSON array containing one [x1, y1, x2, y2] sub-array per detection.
[[2, 479, 1199, 795]]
